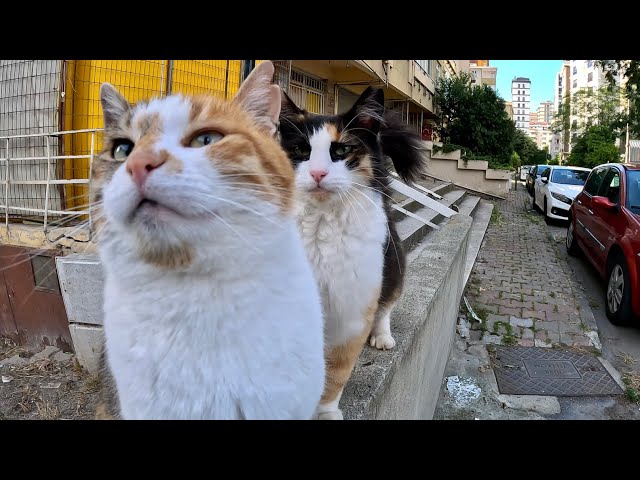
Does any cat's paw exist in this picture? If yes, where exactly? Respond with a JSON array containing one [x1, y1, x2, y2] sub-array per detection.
[[316, 409, 344, 420], [369, 332, 396, 350]]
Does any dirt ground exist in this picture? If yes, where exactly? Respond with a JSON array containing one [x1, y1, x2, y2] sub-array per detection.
[[0, 338, 101, 420]]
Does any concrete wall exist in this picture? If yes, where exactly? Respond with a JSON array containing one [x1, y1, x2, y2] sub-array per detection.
[[0, 224, 96, 255], [341, 214, 473, 419], [426, 157, 511, 198]]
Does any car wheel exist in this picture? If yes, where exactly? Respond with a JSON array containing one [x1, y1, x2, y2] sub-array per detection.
[[605, 253, 634, 326], [544, 197, 551, 224], [565, 217, 580, 256]]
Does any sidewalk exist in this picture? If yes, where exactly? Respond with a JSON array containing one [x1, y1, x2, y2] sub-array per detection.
[[434, 185, 640, 420]]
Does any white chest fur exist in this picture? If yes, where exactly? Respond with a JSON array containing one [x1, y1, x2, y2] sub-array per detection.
[[100, 221, 325, 420], [297, 188, 388, 347]]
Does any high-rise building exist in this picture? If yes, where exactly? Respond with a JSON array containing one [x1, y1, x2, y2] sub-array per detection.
[[469, 60, 497, 91], [504, 101, 513, 120], [512, 77, 531, 132], [537, 101, 554, 123]]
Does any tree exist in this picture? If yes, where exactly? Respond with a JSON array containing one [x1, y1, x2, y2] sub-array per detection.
[[435, 73, 515, 163], [512, 128, 538, 164], [567, 125, 620, 169], [597, 60, 640, 138], [511, 151, 521, 169]]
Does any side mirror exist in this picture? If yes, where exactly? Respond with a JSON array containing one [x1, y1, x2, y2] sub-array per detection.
[[541, 176, 549, 183], [592, 196, 618, 211]]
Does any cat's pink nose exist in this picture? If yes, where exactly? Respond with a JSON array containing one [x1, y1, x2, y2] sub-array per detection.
[[310, 170, 328, 184], [126, 151, 166, 187]]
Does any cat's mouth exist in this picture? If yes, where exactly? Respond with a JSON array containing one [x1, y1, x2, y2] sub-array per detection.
[[132, 198, 182, 220]]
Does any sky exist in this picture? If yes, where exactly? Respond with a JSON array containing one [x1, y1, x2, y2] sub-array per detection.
[[490, 60, 563, 111]]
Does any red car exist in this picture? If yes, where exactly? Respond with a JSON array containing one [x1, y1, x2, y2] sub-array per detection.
[[566, 162, 640, 326]]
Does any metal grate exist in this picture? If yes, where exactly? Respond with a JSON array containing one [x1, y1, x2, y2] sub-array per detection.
[[0, 60, 243, 227], [492, 346, 623, 396]]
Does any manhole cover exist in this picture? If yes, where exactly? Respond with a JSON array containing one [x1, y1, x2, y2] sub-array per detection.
[[492, 346, 623, 396]]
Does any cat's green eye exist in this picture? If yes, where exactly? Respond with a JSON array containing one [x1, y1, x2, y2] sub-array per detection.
[[189, 131, 224, 148], [293, 146, 310, 157], [112, 140, 134, 161], [334, 145, 352, 156]]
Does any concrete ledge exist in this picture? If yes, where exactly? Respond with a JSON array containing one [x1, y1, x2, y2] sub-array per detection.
[[458, 159, 489, 171], [341, 213, 473, 419], [485, 169, 512, 180], [56, 255, 104, 326]]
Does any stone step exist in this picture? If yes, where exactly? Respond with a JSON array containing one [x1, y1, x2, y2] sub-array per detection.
[[396, 189, 468, 251], [462, 199, 494, 288], [456, 195, 481, 217]]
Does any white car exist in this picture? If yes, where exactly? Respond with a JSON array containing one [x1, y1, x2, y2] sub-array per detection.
[[533, 165, 591, 223], [520, 165, 531, 181]]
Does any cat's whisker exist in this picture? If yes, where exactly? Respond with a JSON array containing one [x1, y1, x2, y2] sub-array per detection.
[[192, 201, 261, 254], [219, 172, 291, 180], [348, 186, 402, 274], [342, 188, 367, 225], [349, 180, 399, 205], [195, 193, 284, 229]]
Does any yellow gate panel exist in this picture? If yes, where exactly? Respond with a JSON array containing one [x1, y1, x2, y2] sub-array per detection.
[[170, 60, 242, 99], [63, 60, 167, 211]]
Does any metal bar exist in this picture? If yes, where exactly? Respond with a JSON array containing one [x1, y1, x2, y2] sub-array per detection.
[[0, 179, 89, 186], [388, 178, 457, 218], [0, 154, 92, 161], [391, 204, 440, 229], [224, 60, 230, 99], [89, 131, 95, 232], [0, 205, 89, 216], [166, 60, 174, 95], [0, 129, 102, 140], [388, 171, 443, 199], [44, 137, 51, 230], [4, 139, 9, 228]]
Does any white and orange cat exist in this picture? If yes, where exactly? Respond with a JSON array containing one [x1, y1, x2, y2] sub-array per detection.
[[278, 87, 428, 419], [91, 61, 325, 419]]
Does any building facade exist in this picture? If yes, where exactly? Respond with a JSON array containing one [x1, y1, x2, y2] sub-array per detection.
[[469, 61, 497, 91], [537, 101, 554, 123], [512, 77, 531, 132]]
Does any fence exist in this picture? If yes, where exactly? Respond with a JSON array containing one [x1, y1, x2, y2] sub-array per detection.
[[629, 139, 640, 164], [0, 60, 243, 228]]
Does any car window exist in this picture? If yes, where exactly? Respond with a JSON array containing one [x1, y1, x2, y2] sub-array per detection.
[[551, 168, 590, 186], [627, 170, 640, 213], [536, 165, 547, 176], [598, 168, 621, 203], [540, 168, 551, 178], [583, 166, 608, 196]]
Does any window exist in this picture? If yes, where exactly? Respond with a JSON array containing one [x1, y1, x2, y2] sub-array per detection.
[[573, 66, 577, 74], [598, 168, 621, 203], [627, 171, 640, 210], [587, 60, 593, 68], [584, 166, 609, 196], [415, 60, 432, 76], [573, 79, 577, 88], [541, 168, 551, 178], [551, 168, 590, 186], [588, 72, 593, 82]]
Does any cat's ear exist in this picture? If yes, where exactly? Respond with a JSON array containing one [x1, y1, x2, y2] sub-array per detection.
[[343, 86, 385, 132], [280, 90, 303, 118], [233, 61, 281, 136], [100, 83, 130, 130]]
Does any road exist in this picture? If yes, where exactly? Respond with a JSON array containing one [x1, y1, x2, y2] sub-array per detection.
[[523, 179, 640, 377]]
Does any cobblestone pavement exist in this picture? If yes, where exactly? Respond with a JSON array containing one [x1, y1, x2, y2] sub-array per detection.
[[462, 186, 599, 350], [433, 184, 640, 420]]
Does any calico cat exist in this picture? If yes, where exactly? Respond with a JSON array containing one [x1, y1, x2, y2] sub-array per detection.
[[278, 86, 428, 419], [90, 61, 325, 420]]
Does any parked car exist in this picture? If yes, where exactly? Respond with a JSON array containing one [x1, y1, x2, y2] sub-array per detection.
[[533, 165, 591, 223], [526, 164, 548, 196], [566, 163, 640, 325], [520, 165, 531, 181]]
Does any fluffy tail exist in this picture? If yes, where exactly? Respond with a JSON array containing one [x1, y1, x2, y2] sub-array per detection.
[[378, 111, 430, 184]]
